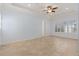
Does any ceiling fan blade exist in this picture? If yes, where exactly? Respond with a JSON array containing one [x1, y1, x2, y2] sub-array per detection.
[[46, 12, 49, 13], [52, 11, 55, 13], [43, 9, 47, 11], [53, 7, 58, 10]]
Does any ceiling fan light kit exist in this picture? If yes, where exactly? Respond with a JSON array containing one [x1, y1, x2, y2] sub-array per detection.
[[43, 5, 58, 15]]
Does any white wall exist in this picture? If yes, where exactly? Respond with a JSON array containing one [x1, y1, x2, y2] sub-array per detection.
[[0, 4, 79, 45], [1, 4, 49, 44], [0, 4, 2, 45], [50, 11, 79, 39]]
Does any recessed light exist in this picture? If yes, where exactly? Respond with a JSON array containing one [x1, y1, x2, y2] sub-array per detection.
[[27, 4, 31, 7], [65, 8, 69, 10]]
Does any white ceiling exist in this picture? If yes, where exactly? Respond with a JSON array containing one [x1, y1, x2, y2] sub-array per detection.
[[11, 3, 79, 16]]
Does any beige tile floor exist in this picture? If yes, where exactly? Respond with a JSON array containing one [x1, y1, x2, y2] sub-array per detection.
[[0, 36, 79, 56]]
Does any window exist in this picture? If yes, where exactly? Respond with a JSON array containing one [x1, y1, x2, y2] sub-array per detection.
[[55, 20, 77, 33]]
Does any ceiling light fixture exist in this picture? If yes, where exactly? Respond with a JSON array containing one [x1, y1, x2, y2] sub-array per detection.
[[43, 5, 58, 15], [65, 8, 69, 10], [27, 4, 31, 7]]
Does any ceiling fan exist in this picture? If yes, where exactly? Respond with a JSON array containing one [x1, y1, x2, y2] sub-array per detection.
[[43, 5, 58, 14]]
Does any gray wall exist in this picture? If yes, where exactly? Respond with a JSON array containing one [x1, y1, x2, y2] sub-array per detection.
[[1, 4, 49, 44], [50, 11, 79, 39], [0, 4, 79, 45], [0, 4, 2, 44]]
